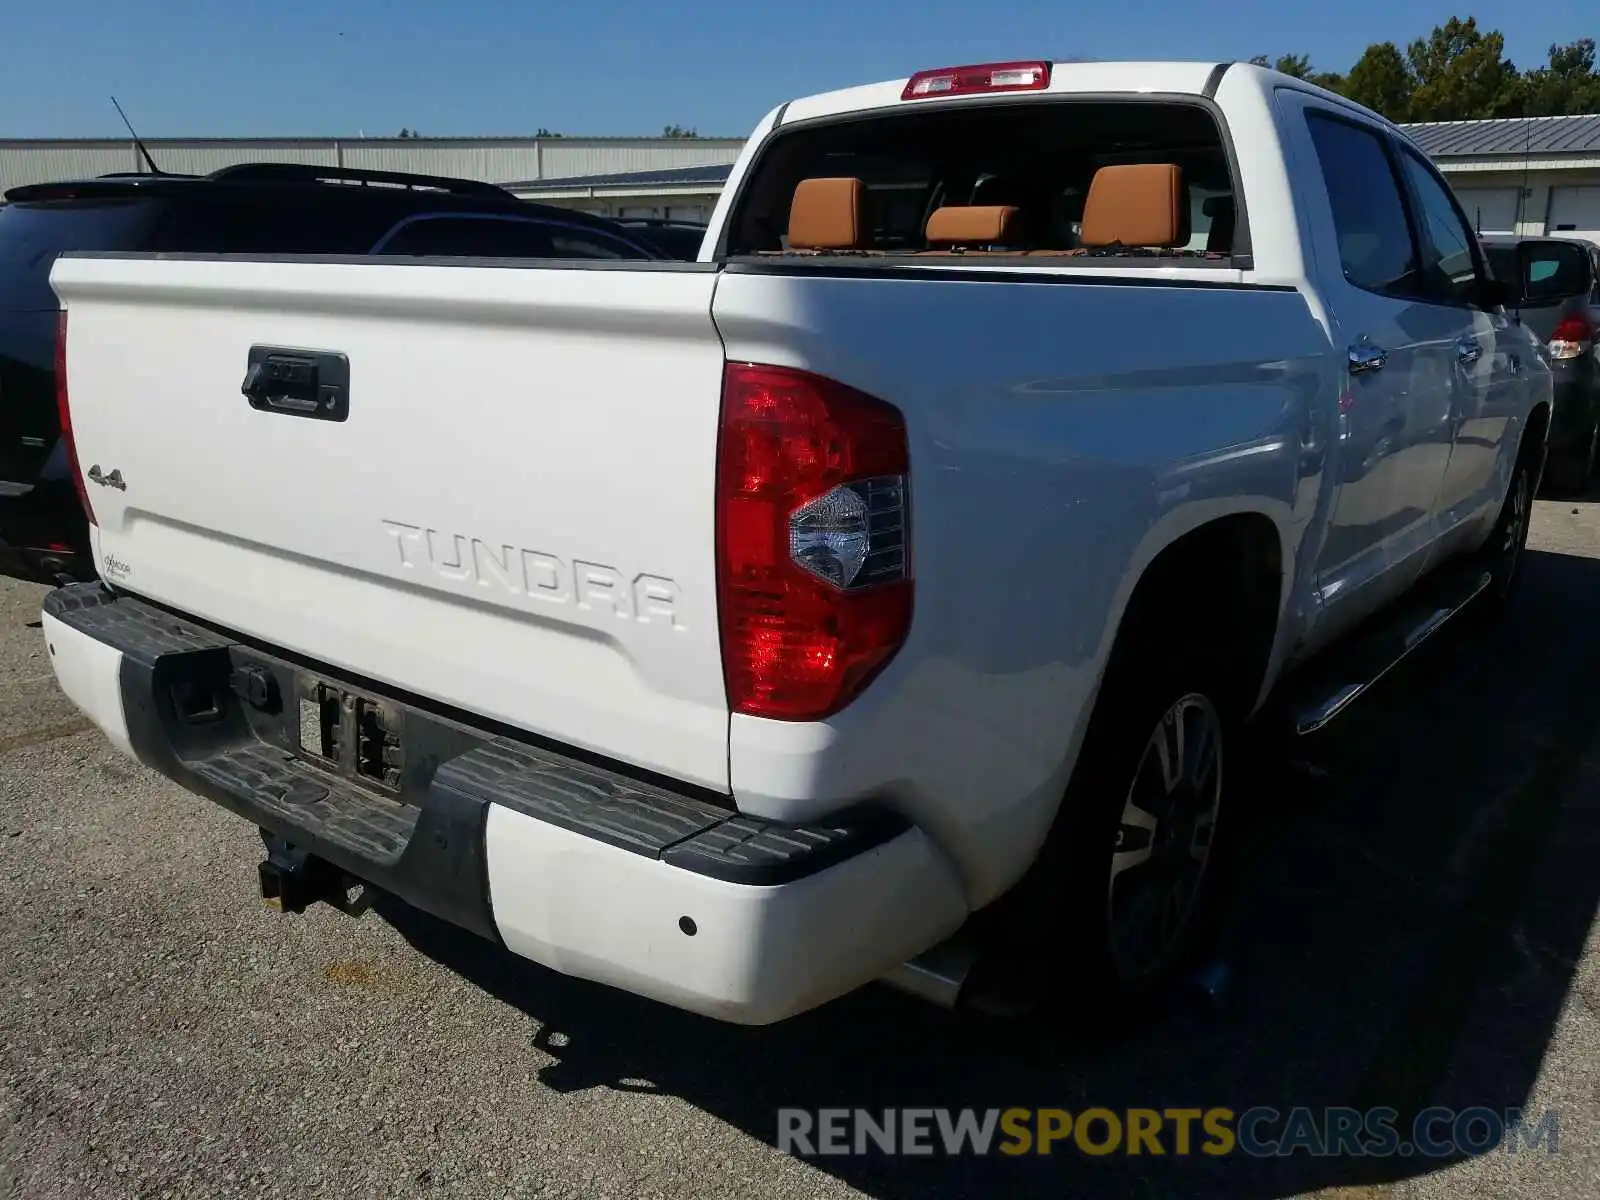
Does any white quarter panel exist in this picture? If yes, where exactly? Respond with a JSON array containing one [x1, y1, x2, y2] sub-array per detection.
[[713, 265, 1331, 905]]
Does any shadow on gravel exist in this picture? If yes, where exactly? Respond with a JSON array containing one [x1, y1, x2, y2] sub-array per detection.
[[383, 546, 1600, 1199]]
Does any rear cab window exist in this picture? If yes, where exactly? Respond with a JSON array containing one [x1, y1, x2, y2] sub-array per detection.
[[721, 99, 1244, 264]]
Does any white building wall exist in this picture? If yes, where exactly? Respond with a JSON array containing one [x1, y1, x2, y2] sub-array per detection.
[[1436, 166, 1600, 236], [537, 140, 742, 178], [0, 144, 142, 190], [531, 193, 724, 222], [0, 137, 746, 194], [148, 144, 340, 176], [339, 143, 544, 180]]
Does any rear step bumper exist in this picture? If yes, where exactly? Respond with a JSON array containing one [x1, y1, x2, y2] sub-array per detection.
[[42, 583, 968, 1024]]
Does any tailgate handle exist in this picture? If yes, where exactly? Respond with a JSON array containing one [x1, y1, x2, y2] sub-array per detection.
[[242, 347, 350, 422]]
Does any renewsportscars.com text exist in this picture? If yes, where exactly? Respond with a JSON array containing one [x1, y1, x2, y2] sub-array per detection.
[[777, 1106, 1560, 1159]]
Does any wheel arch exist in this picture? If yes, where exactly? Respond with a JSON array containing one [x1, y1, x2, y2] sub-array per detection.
[[1094, 503, 1294, 722], [974, 503, 1292, 987]]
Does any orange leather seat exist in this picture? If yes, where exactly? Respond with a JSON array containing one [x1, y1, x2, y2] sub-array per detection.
[[1079, 164, 1189, 248], [787, 177, 867, 251], [923, 205, 1023, 249]]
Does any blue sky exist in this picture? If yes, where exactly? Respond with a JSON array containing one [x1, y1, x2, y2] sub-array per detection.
[[2, 0, 1592, 139]]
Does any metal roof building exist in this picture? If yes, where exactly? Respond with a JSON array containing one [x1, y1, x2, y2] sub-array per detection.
[[1403, 114, 1600, 159], [0, 135, 746, 198], [1396, 114, 1600, 241]]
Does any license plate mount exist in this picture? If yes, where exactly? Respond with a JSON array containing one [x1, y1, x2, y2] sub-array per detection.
[[294, 675, 405, 793]]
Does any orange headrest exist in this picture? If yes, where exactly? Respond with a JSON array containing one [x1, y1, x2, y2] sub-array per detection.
[[1079, 164, 1188, 248], [788, 177, 867, 250], [924, 205, 1023, 247]]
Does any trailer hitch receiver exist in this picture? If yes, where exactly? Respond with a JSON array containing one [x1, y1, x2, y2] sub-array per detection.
[[258, 834, 369, 916]]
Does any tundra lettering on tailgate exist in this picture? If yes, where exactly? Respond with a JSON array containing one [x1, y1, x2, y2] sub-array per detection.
[[381, 520, 682, 629]]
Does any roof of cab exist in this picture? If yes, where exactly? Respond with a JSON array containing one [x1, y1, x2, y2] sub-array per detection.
[[770, 60, 1400, 139], [777, 61, 1231, 127]]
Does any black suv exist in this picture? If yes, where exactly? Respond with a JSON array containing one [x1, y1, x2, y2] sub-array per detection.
[[0, 163, 662, 583], [615, 218, 710, 261]]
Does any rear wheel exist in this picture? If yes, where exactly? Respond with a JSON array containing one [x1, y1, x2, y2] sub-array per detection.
[[1042, 647, 1237, 1017], [1104, 690, 1224, 984], [1480, 447, 1535, 611]]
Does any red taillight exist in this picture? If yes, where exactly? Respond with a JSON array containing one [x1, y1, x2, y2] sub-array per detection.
[[902, 60, 1051, 101], [717, 363, 912, 720], [55, 311, 95, 526], [1550, 315, 1595, 361]]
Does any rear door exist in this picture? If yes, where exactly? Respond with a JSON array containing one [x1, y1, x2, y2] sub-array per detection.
[[1287, 100, 1457, 641], [1390, 141, 1516, 537], [53, 255, 732, 790]]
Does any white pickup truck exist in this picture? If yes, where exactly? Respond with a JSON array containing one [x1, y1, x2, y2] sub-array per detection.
[[44, 60, 1550, 1024]]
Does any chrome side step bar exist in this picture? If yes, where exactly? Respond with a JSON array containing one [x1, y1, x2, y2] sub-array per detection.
[[1290, 568, 1492, 736]]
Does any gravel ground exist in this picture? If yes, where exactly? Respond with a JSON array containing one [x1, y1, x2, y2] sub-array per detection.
[[2, 495, 1599, 1199]]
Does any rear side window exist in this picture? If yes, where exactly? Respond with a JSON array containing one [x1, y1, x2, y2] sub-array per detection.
[[144, 196, 394, 254], [1396, 149, 1483, 306], [375, 216, 648, 259], [1483, 241, 1592, 305], [378, 216, 556, 257], [548, 230, 639, 259], [0, 200, 156, 311], [1305, 113, 1419, 297], [1521, 242, 1589, 304]]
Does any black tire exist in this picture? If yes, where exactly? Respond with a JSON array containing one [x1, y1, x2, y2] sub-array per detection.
[[1479, 442, 1536, 612], [1029, 644, 1239, 1021]]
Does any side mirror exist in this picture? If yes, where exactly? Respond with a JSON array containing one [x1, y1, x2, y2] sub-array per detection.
[[1476, 276, 1513, 310]]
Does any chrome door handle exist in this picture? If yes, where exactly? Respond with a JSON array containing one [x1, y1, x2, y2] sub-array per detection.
[[1456, 337, 1483, 365], [1349, 343, 1387, 374]]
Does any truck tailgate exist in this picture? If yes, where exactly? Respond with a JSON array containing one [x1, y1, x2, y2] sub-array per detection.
[[51, 255, 731, 790]]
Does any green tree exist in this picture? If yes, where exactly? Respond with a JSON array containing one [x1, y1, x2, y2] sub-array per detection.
[[1250, 53, 1345, 92], [1406, 17, 1521, 120], [1518, 38, 1600, 116], [1343, 42, 1415, 121], [534, 127, 563, 138], [1252, 22, 1600, 122], [1274, 53, 1313, 79], [661, 124, 700, 139]]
